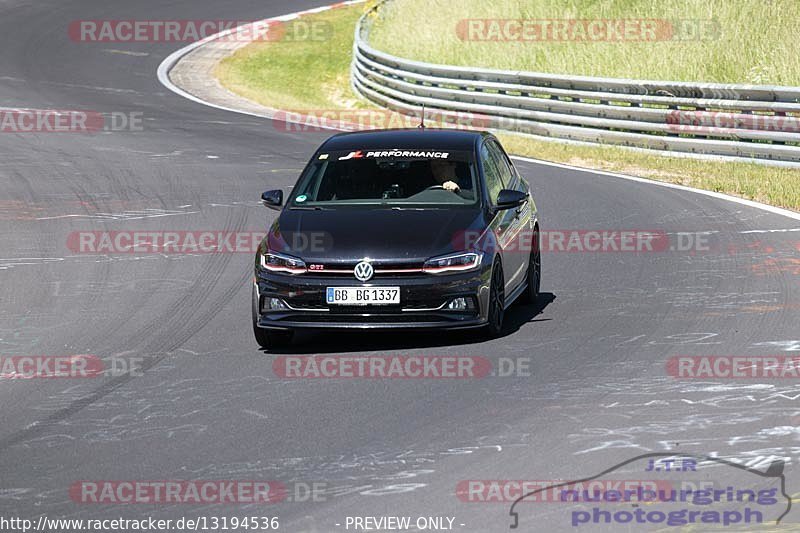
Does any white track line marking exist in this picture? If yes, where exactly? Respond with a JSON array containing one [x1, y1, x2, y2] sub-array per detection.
[[511, 155, 800, 222]]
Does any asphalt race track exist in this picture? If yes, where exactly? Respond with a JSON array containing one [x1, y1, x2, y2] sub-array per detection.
[[1, 1, 800, 531]]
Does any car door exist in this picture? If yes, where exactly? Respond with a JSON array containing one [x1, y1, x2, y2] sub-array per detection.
[[504, 146, 537, 258], [479, 140, 519, 296], [487, 139, 530, 292]]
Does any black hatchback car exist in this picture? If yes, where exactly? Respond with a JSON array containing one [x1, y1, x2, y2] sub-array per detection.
[[253, 129, 540, 348]]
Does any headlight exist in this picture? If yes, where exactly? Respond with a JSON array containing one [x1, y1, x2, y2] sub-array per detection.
[[260, 251, 307, 274], [423, 252, 482, 274]]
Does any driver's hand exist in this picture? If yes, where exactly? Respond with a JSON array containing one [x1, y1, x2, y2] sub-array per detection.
[[442, 180, 460, 192]]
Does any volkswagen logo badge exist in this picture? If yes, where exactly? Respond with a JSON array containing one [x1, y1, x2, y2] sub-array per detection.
[[354, 261, 374, 282]]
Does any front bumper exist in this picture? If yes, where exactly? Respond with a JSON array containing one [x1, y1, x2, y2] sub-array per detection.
[[254, 267, 490, 331]]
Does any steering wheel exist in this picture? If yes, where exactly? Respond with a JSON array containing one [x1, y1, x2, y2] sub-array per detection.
[[425, 185, 445, 190]]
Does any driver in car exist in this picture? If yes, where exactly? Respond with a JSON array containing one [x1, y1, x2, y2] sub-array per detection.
[[430, 160, 461, 192]]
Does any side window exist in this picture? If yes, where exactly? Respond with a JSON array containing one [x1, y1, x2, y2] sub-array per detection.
[[488, 140, 516, 189], [480, 143, 504, 204]]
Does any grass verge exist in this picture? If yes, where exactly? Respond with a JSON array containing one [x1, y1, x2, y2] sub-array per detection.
[[369, 0, 800, 85], [215, 2, 800, 211], [215, 7, 367, 110]]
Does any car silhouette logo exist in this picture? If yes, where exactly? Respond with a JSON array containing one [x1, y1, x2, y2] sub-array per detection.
[[354, 261, 374, 282]]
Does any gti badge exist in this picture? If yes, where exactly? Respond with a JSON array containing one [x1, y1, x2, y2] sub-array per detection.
[[354, 261, 374, 282]]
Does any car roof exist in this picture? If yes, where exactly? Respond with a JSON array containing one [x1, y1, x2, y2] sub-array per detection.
[[319, 128, 488, 153]]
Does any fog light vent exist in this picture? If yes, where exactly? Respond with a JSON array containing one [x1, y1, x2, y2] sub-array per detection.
[[447, 297, 468, 311], [268, 298, 288, 311]]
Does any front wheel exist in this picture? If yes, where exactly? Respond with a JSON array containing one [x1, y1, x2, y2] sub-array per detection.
[[483, 258, 505, 338], [519, 228, 541, 305]]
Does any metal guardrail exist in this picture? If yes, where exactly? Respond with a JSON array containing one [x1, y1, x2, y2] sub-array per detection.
[[350, 1, 800, 165]]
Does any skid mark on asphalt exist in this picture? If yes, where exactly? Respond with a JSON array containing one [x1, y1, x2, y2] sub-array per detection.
[[752, 257, 800, 276], [0, 488, 31, 501], [102, 49, 149, 57], [753, 340, 800, 351], [38, 80, 141, 94], [35, 208, 198, 220], [0, 317, 76, 350], [43, 278, 195, 298], [0, 254, 195, 270]]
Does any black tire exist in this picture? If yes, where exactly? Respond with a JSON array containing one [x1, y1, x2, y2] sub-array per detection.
[[252, 285, 293, 349], [519, 228, 541, 305], [484, 258, 505, 338]]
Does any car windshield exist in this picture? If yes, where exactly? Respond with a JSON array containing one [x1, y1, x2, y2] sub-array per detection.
[[288, 149, 478, 208]]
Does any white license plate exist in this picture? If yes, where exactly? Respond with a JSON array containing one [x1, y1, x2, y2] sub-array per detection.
[[326, 287, 400, 305]]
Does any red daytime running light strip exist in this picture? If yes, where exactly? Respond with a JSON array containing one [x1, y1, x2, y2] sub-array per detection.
[[423, 257, 480, 274], [265, 264, 307, 274]]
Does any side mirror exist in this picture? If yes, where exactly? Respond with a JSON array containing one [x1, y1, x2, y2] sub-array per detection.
[[261, 189, 283, 210], [495, 189, 527, 210]]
